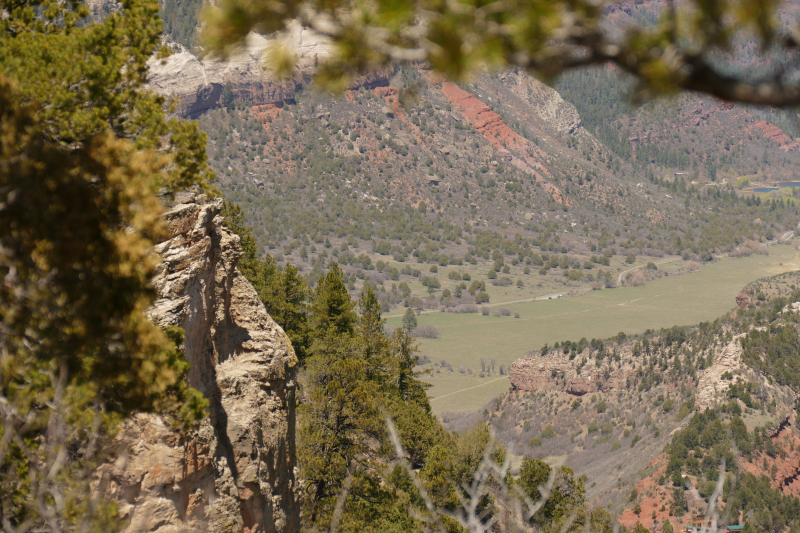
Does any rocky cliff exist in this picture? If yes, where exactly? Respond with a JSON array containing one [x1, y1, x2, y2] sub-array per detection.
[[509, 346, 636, 397], [509, 332, 791, 411], [95, 190, 299, 533], [147, 24, 391, 116]]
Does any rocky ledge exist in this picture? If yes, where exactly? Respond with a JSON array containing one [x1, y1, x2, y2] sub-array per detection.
[[95, 191, 299, 533]]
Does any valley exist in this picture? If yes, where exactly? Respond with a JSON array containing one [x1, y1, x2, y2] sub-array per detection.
[[389, 245, 800, 413]]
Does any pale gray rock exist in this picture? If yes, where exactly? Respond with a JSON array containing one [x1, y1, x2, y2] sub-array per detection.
[[147, 23, 393, 116], [95, 191, 299, 533], [497, 70, 585, 135]]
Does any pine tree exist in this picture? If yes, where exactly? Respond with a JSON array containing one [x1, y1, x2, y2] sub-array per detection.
[[299, 330, 383, 527], [0, 37, 209, 530], [311, 263, 357, 336], [392, 327, 430, 407], [357, 287, 394, 384]]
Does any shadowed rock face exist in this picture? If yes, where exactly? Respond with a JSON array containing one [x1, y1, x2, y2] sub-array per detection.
[[95, 191, 299, 533]]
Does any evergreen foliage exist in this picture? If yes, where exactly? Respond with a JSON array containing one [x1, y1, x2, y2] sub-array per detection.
[[0, 0, 213, 521], [403, 307, 418, 331]]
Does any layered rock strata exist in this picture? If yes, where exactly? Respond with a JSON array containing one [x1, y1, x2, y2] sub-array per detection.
[[95, 191, 299, 533]]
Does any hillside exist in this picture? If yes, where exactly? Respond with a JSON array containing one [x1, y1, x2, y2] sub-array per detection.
[[135, 3, 800, 314], [439, 270, 800, 530]]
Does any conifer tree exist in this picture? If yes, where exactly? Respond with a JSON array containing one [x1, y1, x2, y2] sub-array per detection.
[[311, 263, 356, 336], [298, 330, 383, 526], [357, 287, 394, 384], [0, 2, 212, 520], [402, 307, 418, 331], [392, 327, 430, 407]]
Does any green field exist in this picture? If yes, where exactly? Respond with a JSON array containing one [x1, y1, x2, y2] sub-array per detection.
[[387, 245, 800, 414]]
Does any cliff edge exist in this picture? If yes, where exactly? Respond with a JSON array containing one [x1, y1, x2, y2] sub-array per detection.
[[95, 190, 299, 533]]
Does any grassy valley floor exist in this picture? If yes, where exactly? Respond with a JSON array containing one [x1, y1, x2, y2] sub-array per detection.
[[386, 244, 800, 413]]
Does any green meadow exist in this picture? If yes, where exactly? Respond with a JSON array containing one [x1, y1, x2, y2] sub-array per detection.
[[386, 245, 800, 414]]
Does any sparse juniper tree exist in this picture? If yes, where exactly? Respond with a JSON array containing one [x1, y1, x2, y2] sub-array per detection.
[[517, 458, 586, 526], [0, 0, 215, 522], [402, 307, 418, 331]]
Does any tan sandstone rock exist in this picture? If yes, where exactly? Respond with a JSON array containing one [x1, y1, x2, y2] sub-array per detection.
[[147, 24, 390, 116], [95, 190, 299, 533], [510, 348, 636, 396]]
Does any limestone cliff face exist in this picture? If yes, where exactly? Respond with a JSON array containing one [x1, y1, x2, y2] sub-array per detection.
[[147, 25, 390, 116], [96, 191, 299, 533]]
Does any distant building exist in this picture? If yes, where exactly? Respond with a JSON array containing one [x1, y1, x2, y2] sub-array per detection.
[[725, 526, 744, 533]]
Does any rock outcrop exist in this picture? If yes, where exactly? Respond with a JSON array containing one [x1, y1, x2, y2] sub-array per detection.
[[694, 338, 744, 411], [498, 70, 584, 136], [147, 24, 390, 116], [438, 81, 571, 206], [509, 348, 636, 396], [95, 191, 299, 533]]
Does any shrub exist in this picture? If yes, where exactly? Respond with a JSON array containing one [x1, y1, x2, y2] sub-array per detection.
[[413, 325, 441, 339], [421, 276, 441, 289], [662, 398, 676, 412], [497, 308, 511, 316], [596, 400, 607, 413], [684, 261, 701, 272], [588, 422, 599, 433], [462, 273, 471, 281], [446, 304, 479, 314], [481, 305, 490, 315], [475, 292, 490, 304], [611, 442, 622, 451], [528, 437, 543, 447], [541, 425, 557, 438], [429, 265, 438, 273]]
